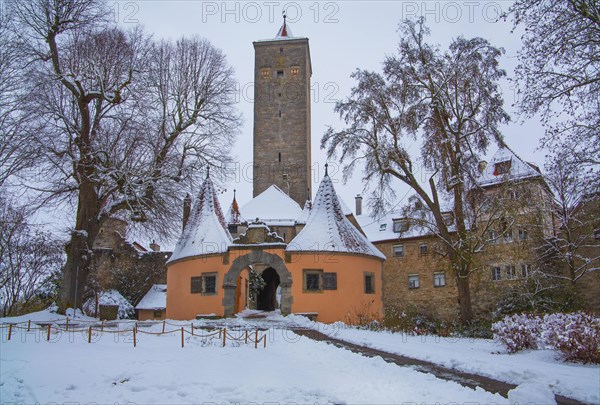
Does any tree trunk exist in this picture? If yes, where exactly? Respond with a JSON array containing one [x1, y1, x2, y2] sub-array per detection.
[[455, 269, 473, 324], [59, 180, 101, 312]]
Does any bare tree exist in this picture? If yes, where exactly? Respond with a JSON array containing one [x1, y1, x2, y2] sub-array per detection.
[[0, 7, 39, 186], [0, 196, 63, 316], [538, 154, 599, 290], [508, 0, 600, 174], [322, 18, 510, 323], [9, 0, 240, 311]]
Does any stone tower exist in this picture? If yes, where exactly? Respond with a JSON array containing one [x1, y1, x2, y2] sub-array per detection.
[[252, 16, 312, 206]]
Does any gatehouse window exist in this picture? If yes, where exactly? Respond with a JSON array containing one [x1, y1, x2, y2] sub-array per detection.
[[364, 272, 375, 294], [153, 310, 163, 318], [303, 269, 322, 292], [202, 272, 217, 295], [419, 243, 428, 256]]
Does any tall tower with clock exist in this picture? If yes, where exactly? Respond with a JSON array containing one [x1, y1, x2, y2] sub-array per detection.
[[252, 15, 312, 206]]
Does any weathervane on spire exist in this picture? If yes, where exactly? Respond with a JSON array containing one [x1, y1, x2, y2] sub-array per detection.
[[277, 9, 289, 37], [324, 162, 329, 177]]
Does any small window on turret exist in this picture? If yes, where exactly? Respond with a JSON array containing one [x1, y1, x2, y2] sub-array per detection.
[[261, 68, 270, 80], [277, 70, 284, 78], [291, 67, 300, 76]]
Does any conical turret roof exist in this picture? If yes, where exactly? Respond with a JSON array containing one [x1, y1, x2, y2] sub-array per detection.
[[287, 170, 385, 259], [168, 174, 232, 263]]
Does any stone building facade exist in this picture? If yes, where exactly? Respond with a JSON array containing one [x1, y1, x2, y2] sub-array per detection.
[[357, 147, 562, 322], [90, 218, 170, 308], [252, 18, 312, 206]]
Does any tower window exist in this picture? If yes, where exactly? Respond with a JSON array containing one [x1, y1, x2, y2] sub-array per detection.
[[278, 110, 281, 118], [277, 70, 284, 78], [278, 152, 281, 162], [291, 67, 300, 76], [280, 47, 283, 53], [261, 68, 270, 80]]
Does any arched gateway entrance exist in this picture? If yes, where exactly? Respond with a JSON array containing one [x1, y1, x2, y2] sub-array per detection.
[[222, 250, 292, 316]]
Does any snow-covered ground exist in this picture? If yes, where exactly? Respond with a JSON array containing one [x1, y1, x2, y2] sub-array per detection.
[[1, 309, 598, 404], [299, 318, 600, 404], [2, 313, 504, 404]]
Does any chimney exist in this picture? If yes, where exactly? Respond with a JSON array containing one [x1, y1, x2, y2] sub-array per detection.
[[183, 193, 192, 230], [355, 194, 363, 216], [478, 160, 488, 174], [149, 240, 160, 252]]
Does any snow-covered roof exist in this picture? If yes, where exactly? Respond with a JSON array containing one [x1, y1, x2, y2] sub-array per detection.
[[168, 174, 232, 263], [135, 284, 167, 310], [296, 200, 312, 225], [287, 172, 385, 260], [240, 185, 302, 226], [356, 212, 436, 243], [296, 194, 351, 225], [478, 146, 541, 187]]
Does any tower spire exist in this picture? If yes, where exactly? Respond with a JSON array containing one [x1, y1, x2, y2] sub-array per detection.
[[276, 10, 291, 37]]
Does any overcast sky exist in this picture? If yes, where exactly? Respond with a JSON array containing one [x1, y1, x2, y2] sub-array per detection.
[[39, 1, 549, 244]]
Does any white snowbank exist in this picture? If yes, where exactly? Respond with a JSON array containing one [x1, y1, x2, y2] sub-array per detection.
[[508, 382, 557, 405]]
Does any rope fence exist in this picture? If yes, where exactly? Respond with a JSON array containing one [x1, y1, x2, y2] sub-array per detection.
[[0, 321, 268, 349]]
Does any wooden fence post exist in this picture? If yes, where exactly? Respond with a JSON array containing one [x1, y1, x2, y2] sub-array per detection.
[[191, 323, 194, 336], [162, 320, 165, 334], [47, 324, 51, 341], [65, 317, 69, 332], [88, 326, 92, 343], [7, 324, 12, 341], [27, 320, 31, 332], [101, 320, 104, 332], [222, 328, 227, 347], [133, 327, 137, 348], [263, 335, 267, 348], [254, 330, 259, 349], [245, 330, 248, 344], [181, 327, 184, 348]]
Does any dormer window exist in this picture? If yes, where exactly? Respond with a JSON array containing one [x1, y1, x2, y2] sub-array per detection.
[[493, 160, 511, 176], [392, 219, 409, 233]]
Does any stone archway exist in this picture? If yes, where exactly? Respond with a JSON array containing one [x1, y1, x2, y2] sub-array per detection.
[[222, 250, 292, 316]]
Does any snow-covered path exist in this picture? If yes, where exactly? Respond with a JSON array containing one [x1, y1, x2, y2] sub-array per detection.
[[1, 323, 507, 404]]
